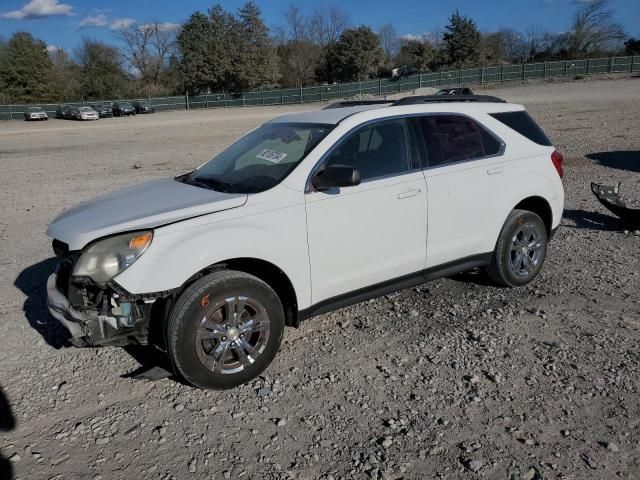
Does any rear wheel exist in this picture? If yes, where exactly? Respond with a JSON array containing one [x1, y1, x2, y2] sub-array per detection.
[[167, 270, 285, 389], [487, 209, 548, 287]]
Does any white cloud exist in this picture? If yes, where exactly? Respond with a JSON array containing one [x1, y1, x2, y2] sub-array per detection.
[[401, 33, 429, 42], [110, 17, 136, 30], [79, 14, 108, 28], [46, 44, 59, 53], [1, 0, 73, 20], [140, 22, 181, 32]]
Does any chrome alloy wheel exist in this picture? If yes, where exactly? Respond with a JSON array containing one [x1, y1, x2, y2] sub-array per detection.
[[510, 223, 544, 277], [195, 296, 270, 374]]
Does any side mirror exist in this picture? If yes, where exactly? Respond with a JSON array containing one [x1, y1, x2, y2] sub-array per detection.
[[312, 164, 361, 191]]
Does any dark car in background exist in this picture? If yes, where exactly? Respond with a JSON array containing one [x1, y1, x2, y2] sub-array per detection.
[[434, 87, 474, 96], [91, 104, 113, 118], [132, 101, 155, 114], [55, 105, 72, 119], [67, 107, 80, 120], [24, 106, 48, 121], [113, 102, 135, 117]]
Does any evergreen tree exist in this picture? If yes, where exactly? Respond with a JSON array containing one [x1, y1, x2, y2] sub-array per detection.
[[49, 47, 82, 101], [232, 2, 279, 90], [177, 8, 235, 94], [442, 11, 482, 67], [75, 39, 128, 100], [328, 26, 383, 82], [395, 39, 435, 72], [0, 32, 56, 103], [625, 38, 640, 55]]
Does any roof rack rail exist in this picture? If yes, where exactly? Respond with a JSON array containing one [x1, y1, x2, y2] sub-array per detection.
[[323, 100, 393, 110], [392, 95, 506, 106]]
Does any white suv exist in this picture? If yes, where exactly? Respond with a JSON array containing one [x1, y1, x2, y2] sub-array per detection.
[[47, 95, 565, 389]]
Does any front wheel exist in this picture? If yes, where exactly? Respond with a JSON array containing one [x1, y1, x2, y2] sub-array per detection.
[[167, 270, 285, 389], [486, 209, 548, 287]]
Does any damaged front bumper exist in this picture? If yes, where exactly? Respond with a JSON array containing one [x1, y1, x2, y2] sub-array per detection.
[[46, 271, 156, 347], [47, 273, 87, 344]]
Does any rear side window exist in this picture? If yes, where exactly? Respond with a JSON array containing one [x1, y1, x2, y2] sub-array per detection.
[[419, 115, 502, 167], [490, 111, 552, 146]]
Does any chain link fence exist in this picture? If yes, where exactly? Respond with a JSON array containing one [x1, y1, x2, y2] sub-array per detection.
[[1, 55, 639, 121]]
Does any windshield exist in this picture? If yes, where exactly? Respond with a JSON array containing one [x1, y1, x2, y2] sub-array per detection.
[[28, 107, 42, 112], [80, 107, 94, 112], [185, 123, 332, 194]]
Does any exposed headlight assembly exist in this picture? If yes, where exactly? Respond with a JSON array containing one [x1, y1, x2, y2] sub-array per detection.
[[73, 231, 153, 284]]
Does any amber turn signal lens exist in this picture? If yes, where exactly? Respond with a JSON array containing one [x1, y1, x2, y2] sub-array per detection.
[[129, 232, 153, 250]]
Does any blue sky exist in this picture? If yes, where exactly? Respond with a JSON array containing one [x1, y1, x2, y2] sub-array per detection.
[[1, 0, 639, 52]]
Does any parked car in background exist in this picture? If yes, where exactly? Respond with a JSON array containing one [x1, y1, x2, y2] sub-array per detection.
[[435, 87, 474, 96], [391, 65, 418, 79], [91, 104, 113, 118], [24, 106, 48, 121], [77, 107, 99, 121], [55, 105, 72, 119], [67, 107, 98, 121], [113, 102, 135, 117], [133, 101, 155, 114], [46, 94, 565, 390]]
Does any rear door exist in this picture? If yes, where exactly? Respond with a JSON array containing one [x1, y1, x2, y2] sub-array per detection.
[[416, 114, 507, 267]]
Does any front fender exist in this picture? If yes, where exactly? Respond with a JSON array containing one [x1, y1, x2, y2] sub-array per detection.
[[113, 202, 311, 309]]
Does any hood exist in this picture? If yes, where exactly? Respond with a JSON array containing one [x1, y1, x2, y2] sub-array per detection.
[[47, 178, 247, 250]]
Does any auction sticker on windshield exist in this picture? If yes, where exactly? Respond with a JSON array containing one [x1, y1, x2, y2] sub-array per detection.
[[257, 148, 288, 163]]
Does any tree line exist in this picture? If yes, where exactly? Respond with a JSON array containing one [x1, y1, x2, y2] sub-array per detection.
[[0, 0, 638, 104]]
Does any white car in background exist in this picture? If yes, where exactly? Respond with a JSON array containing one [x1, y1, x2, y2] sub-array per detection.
[[75, 106, 99, 121], [24, 106, 48, 121], [46, 94, 565, 389]]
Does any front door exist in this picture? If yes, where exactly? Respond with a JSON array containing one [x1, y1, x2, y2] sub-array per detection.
[[305, 118, 428, 304]]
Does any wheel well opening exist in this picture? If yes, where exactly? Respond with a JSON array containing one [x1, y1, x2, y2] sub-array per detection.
[[203, 258, 299, 328], [514, 196, 552, 236]]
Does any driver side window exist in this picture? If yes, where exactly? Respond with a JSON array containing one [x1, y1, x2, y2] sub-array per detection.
[[325, 119, 411, 181]]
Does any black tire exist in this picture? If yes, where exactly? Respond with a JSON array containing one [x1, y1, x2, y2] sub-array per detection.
[[167, 270, 285, 390], [486, 209, 548, 287]]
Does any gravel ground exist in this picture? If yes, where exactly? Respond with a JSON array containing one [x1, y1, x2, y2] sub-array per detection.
[[1, 77, 639, 480]]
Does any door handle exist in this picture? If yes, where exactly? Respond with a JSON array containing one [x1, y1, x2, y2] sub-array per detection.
[[397, 188, 421, 199], [487, 167, 503, 175]]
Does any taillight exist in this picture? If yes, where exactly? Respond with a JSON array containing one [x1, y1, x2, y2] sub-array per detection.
[[551, 150, 564, 179]]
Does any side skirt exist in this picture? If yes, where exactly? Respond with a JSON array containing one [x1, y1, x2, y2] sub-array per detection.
[[297, 253, 492, 323]]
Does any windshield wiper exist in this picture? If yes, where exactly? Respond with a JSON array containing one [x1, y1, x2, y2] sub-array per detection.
[[187, 176, 234, 193]]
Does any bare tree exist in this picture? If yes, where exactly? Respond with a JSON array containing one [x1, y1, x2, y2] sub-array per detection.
[[282, 4, 307, 41], [278, 5, 321, 86], [309, 6, 350, 46], [120, 21, 178, 88], [482, 28, 527, 63], [423, 29, 443, 48], [524, 25, 546, 61], [568, 0, 625, 56], [378, 23, 399, 62]]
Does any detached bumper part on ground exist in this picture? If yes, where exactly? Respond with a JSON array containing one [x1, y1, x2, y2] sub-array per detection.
[[591, 182, 640, 228]]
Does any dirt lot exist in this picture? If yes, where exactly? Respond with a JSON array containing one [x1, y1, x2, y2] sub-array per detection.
[[1, 77, 639, 480]]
